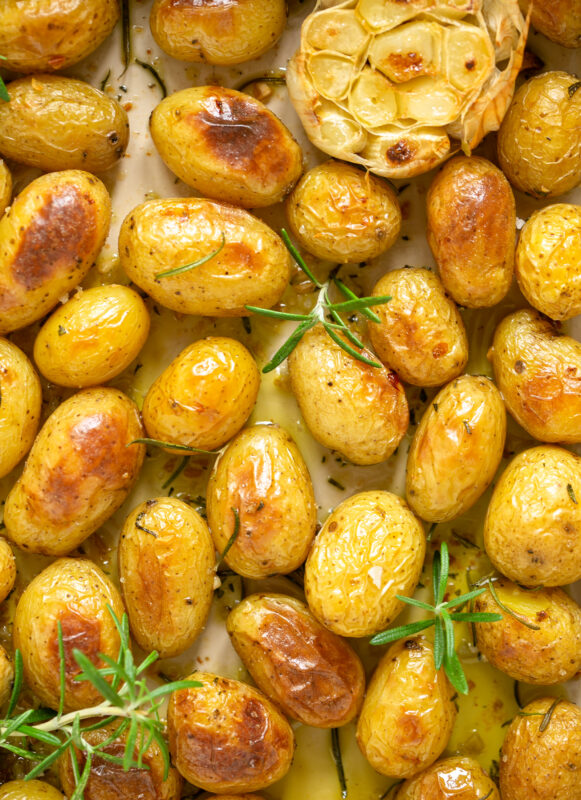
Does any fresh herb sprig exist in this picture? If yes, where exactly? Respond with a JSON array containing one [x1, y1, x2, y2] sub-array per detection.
[[370, 543, 502, 694], [155, 233, 226, 280], [129, 437, 219, 455]]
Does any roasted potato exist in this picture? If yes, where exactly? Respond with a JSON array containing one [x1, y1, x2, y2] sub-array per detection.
[[0, 76, 129, 173], [426, 156, 516, 308], [0, 643, 13, 709], [0, 159, 11, 217], [149, 86, 303, 208], [394, 756, 500, 800], [367, 268, 468, 387], [406, 375, 506, 522], [206, 424, 317, 579], [3, 388, 145, 556], [0, 782, 65, 800], [0, 538, 16, 605], [519, 0, 581, 48], [205, 797, 265, 800]]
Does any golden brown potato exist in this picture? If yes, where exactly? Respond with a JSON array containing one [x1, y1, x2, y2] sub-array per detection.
[[500, 698, 581, 800], [515, 203, 581, 320], [0, 159, 11, 217], [0, 537, 16, 605], [167, 672, 295, 793], [498, 72, 581, 198], [484, 445, 581, 586], [119, 498, 215, 659], [406, 375, 506, 522], [119, 198, 291, 317], [227, 593, 365, 728], [206, 424, 317, 579], [357, 637, 456, 778], [142, 337, 259, 452], [149, 86, 303, 207], [394, 756, 500, 800], [0, 337, 42, 479], [0, 170, 111, 335], [0, 643, 13, 709], [150, 0, 286, 64], [285, 160, 401, 262], [305, 491, 425, 637], [0, 781, 65, 800], [3, 388, 145, 557], [519, 0, 581, 47], [426, 156, 516, 308], [0, 76, 129, 173], [489, 309, 581, 443], [205, 797, 265, 800], [13, 558, 124, 712], [367, 268, 468, 386]]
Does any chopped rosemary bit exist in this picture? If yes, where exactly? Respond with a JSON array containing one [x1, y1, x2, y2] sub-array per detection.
[[155, 233, 225, 279], [120, 0, 132, 75], [216, 508, 241, 568], [135, 59, 167, 98], [517, 697, 562, 732], [331, 728, 348, 799], [128, 438, 218, 455], [487, 579, 541, 630], [567, 483, 578, 504], [328, 477, 345, 491], [162, 455, 189, 490], [568, 81, 581, 98]]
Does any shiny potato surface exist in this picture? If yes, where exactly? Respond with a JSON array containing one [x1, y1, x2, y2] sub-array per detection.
[[0, 537, 16, 606], [367, 268, 468, 387], [0, 643, 13, 709], [0, 76, 129, 173], [394, 756, 500, 800], [206, 424, 317, 579], [3, 388, 145, 556], [142, 337, 259, 452], [356, 637, 456, 778], [285, 160, 401, 262], [227, 593, 365, 728], [406, 375, 506, 522], [0, 781, 66, 800], [149, 86, 303, 207], [167, 672, 295, 793], [519, 0, 581, 47], [0, 170, 111, 336], [426, 156, 515, 308], [13, 558, 124, 712], [119, 198, 291, 316], [0, 160, 11, 218], [305, 491, 425, 637]]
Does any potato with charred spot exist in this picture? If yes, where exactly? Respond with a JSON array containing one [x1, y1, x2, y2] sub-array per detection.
[[394, 756, 500, 800], [0, 538, 16, 606], [168, 672, 295, 793], [150, 86, 303, 208], [0, 643, 13, 709], [0, 160, 11, 217], [519, 0, 581, 47], [0, 781, 66, 800], [3, 388, 145, 557], [227, 593, 365, 728]]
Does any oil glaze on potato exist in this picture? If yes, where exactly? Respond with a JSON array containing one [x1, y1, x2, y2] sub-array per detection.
[[0, 538, 16, 606], [150, 86, 303, 208], [168, 672, 294, 793], [0, 643, 13, 709], [3, 388, 145, 557], [305, 491, 425, 637], [227, 593, 365, 728], [0, 160, 11, 218], [395, 756, 500, 800], [0, 781, 66, 800]]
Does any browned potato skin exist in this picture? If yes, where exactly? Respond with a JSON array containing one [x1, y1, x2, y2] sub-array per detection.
[[119, 498, 215, 659], [0, 76, 129, 173], [357, 637, 456, 778], [3, 388, 145, 557], [368, 268, 468, 386], [119, 198, 291, 317], [0, 781, 66, 800], [206, 424, 317, 579], [489, 309, 581, 443], [394, 756, 500, 800], [500, 698, 581, 800], [168, 672, 295, 793], [0, 538, 16, 605], [519, 0, 581, 47], [227, 593, 365, 728], [205, 797, 265, 800], [0, 643, 14, 709], [426, 156, 515, 308], [406, 375, 506, 522], [150, 86, 303, 208], [142, 337, 260, 452], [0, 170, 111, 335], [0, 0, 119, 72], [13, 558, 124, 712], [0, 159, 11, 217]]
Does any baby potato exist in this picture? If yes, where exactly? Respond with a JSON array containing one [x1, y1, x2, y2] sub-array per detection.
[[168, 671, 295, 793], [0, 643, 13, 708], [150, 0, 286, 64], [426, 156, 515, 308], [484, 445, 581, 586], [3, 387, 145, 557], [489, 309, 581, 443], [0, 337, 42, 479], [0, 170, 111, 335], [519, 0, 580, 48], [142, 337, 259, 452], [285, 160, 401, 262], [0, 159, 11, 217], [119, 198, 291, 317], [305, 491, 425, 637], [0, 538, 16, 605], [356, 637, 456, 779], [394, 756, 500, 800], [206, 424, 317, 579], [119, 497, 215, 659], [499, 697, 581, 800], [515, 203, 581, 320], [406, 375, 506, 523], [0, 76, 129, 173], [227, 593, 365, 728], [0, 781, 65, 800], [33, 285, 150, 388], [13, 558, 124, 712], [289, 324, 409, 465], [149, 86, 303, 208], [368, 268, 468, 386]]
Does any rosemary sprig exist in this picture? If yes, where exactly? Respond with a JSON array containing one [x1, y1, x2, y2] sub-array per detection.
[[331, 727, 348, 799], [135, 59, 167, 98], [487, 579, 541, 631], [0, 56, 10, 102], [120, 0, 132, 75], [155, 233, 225, 279], [128, 437, 218, 455]]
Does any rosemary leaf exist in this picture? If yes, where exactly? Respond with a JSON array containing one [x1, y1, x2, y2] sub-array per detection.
[[280, 228, 322, 288], [433, 616, 444, 671], [442, 586, 487, 608], [155, 233, 225, 279], [162, 455, 189, 489], [567, 483, 578, 504], [6, 650, 23, 717], [396, 594, 435, 612], [449, 611, 503, 623], [444, 648, 469, 695], [324, 323, 382, 368], [73, 650, 125, 708], [437, 542, 449, 605], [331, 727, 348, 799], [135, 58, 167, 98], [129, 438, 218, 455], [329, 294, 392, 314], [261, 318, 315, 373], [334, 277, 382, 323], [58, 620, 66, 716], [216, 508, 241, 568], [488, 580, 541, 630], [369, 619, 435, 645], [244, 306, 310, 321]]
